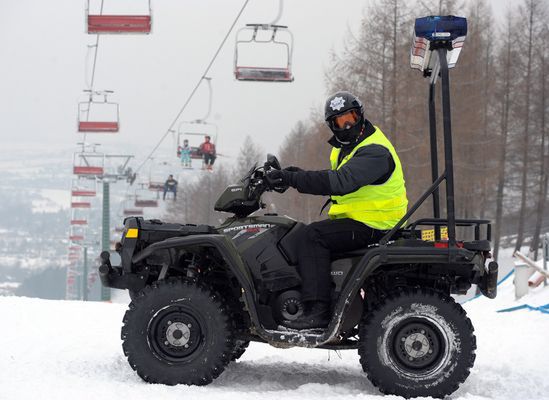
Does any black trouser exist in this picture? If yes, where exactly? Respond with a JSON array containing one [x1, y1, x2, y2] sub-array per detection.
[[163, 186, 176, 200], [296, 218, 384, 303], [203, 153, 216, 166]]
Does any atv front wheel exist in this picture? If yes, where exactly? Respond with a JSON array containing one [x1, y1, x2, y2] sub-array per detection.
[[358, 287, 476, 398], [121, 278, 236, 385]]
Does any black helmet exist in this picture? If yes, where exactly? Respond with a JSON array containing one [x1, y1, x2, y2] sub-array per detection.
[[324, 91, 365, 144]]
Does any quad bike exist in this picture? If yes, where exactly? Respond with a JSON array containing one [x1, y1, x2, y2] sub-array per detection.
[[99, 16, 498, 398]]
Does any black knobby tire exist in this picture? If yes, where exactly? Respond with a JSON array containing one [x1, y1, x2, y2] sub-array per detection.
[[231, 339, 250, 361], [358, 287, 476, 399], [121, 278, 236, 385], [128, 290, 139, 302]]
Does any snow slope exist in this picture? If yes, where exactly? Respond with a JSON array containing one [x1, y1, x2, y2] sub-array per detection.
[[2, 283, 549, 400]]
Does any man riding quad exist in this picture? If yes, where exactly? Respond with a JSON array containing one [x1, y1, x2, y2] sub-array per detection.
[[266, 91, 408, 330]]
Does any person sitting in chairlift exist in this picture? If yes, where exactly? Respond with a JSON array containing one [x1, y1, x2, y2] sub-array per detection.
[[180, 139, 192, 168], [199, 135, 216, 171], [163, 175, 178, 200]]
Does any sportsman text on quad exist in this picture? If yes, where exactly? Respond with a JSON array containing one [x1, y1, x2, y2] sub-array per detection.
[[99, 16, 498, 398]]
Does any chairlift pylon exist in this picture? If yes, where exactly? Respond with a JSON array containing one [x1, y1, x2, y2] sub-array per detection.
[[78, 90, 119, 133], [86, 0, 152, 34]]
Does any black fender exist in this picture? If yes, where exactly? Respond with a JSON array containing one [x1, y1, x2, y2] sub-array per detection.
[[130, 234, 264, 336]]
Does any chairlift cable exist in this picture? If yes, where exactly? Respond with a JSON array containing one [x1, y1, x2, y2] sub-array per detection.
[[270, 0, 284, 25], [83, 0, 105, 144], [198, 77, 213, 122], [134, 0, 250, 174]]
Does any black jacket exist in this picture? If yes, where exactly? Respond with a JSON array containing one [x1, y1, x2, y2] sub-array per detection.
[[287, 121, 395, 196]]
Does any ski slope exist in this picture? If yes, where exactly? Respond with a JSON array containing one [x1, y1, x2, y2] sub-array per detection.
[[2, 281, 549, 400]]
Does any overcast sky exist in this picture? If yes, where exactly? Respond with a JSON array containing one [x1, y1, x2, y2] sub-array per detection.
[[0, 0, 522, 169]]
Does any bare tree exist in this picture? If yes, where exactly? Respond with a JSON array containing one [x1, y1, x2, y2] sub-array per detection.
[[515, 0, 538, 251], [529, 46, 549, 259], [493, 11, 516, 260]]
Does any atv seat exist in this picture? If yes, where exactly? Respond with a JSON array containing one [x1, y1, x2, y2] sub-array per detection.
[[330, 237, 431, 260]]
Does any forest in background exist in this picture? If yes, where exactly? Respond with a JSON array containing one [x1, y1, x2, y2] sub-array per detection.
[[165, 0, 549, 261]]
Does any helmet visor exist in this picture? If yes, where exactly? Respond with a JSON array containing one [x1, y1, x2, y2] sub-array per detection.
[[332, 109, 360, 130]]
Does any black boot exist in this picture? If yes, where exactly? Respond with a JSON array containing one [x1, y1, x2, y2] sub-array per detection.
[[284, 302, 330, 330]]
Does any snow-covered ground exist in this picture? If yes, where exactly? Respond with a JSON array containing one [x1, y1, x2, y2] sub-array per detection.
[[2, 276, 549, 400]]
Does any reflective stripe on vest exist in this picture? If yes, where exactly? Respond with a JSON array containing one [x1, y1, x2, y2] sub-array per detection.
[[328, 126, 408, 230]]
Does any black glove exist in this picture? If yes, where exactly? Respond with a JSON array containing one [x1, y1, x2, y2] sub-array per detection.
[[284, 166, 303, 173], [265, 169, 291, 192]]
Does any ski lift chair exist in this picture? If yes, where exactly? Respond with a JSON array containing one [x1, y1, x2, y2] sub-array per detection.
[[86, 0, 152, 34], [69, 226, 85, 242], [134, 185, 159, 208], [123, 208, 144, 217], [70, 219, 88, 226], [71, 201, 91, 208], [73, 148, 105, 176], [78, 90, 119, 133], [234, 24, 294, 82], [176, 121, 218, 172], [123, 195, 144, 216], [148, 158, 177, 190], [71, 177, 97, 197]]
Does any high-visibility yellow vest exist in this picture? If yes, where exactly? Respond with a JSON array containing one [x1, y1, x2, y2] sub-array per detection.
[[328, 126, 408, 230]]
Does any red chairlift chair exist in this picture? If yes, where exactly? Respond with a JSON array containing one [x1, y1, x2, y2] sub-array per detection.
[[176, 120, 219, 171], [73, 166, 104, 175], [70, 219, 88, 225], [134, 185, 159, 208], [134, 199, 158, 208], [86, 0, 152, 34], [234, 24, 294, 82], [123, 208, 144, 216], [73, 147, 105, 177], [71, 201, 91, 209], [78, 90, 119, 133], [71, 189, 96, 197], [148, 181, 164, 191], [147, 158, 177, 190]]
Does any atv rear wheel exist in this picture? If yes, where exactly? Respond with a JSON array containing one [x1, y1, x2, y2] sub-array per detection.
[[121, 278, 236, 385], [358, 287, 476, 398]]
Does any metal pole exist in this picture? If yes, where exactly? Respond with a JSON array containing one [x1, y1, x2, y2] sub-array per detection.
[[438, 48, 456, 248], [83, 247, 88, 301], [101, 181, 111, 301], [428, 82, 441, 240], [76, 268, 82, 300]]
